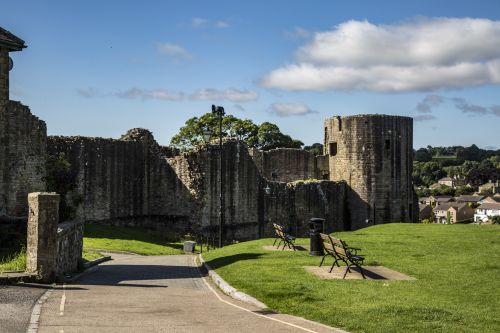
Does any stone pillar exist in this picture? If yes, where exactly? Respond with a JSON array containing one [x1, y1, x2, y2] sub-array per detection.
[[26, 192, 60, 282]]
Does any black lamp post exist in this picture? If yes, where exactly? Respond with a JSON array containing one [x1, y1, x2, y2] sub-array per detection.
[[212, 104, 225, 247]]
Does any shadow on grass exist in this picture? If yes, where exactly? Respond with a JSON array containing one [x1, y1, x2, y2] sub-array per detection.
[[84, 224, 183, 250], [205, 253, 264, 270]]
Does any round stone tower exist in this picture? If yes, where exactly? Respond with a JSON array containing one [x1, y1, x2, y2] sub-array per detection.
[[324, 114, 417, 230]]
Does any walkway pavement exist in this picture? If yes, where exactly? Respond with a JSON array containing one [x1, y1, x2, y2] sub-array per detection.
[[37, 253, 344, 333], [0, 283, 48, 333]]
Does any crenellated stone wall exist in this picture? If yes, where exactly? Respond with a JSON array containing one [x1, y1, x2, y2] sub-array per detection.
[[0, 101, 46, 217]]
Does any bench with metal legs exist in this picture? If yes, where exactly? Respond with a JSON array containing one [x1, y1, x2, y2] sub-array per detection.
[[319, 233, 366, 279], [272, 223, 296, 251]]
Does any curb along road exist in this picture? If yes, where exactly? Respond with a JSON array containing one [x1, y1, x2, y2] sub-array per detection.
[[197, 254, 268, 309]]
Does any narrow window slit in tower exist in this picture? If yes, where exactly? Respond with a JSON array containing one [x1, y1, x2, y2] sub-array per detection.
[[329, 142, 337, 156]]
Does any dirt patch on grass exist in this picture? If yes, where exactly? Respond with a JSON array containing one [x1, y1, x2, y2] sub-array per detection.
[[304, 265, 415, 280], [262, 245, 309, 251]]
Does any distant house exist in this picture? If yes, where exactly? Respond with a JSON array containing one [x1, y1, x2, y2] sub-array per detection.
[[419, 197, 431, 205], [433, 195, 453, 206], [479, 196, 499, 204], [474, 202, 500, 223], [438, 176, 466, 189], [419, 196, 452, 206], [478, 181, 500, 194], [438, 177, 455, 187], [419, 204, 432, 221], [429, 183, 443, 190], [455, 195, 484, 205], [433, 203, 474, 224]]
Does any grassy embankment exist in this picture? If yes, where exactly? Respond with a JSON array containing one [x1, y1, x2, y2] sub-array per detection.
[[83, 224, 183, 255], [0, 247, 26, 273], [203, 223, 500, 333], [1, 224, 183, 273]]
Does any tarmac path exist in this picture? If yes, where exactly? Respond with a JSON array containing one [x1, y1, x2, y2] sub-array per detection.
[[0, 283, 48, 333], [36, 253, 343, 333]]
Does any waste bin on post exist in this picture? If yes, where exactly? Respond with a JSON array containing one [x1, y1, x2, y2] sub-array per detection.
[[309, 218, 324, 256]]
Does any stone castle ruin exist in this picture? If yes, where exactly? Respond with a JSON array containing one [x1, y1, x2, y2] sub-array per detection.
[[0, 28, 417, 249]]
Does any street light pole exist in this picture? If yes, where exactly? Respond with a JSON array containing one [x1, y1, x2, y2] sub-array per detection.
[[212, 104, 225, 248]]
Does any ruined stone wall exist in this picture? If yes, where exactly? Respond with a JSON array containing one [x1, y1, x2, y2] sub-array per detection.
[[47, 129, 196, 233], [174, 141, 348, 240], [325, 114, 416, 230], [0, 47, 9, 107], [249, 148, 327, 182], [47, 134, 348, 241], [0, 101, 46, 216], [56, 220, 83, 277], [262, 180, 347, 238]]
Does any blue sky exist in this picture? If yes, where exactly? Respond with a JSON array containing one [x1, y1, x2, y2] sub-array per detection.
[[2, 0, 500, 149]]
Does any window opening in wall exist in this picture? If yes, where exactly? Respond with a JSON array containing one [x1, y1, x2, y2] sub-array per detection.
[[337, 117, 342, 131], [329, 142, 337, 156], [385, 139, 390, 150]]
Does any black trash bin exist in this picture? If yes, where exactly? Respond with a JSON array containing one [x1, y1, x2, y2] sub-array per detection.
[[309, 218, 324, 256]]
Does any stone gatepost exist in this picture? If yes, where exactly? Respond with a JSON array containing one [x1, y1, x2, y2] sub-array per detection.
[[26, 192, 60, 282]]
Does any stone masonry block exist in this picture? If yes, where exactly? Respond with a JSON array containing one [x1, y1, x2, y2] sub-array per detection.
[[26, 192, 60, 282]]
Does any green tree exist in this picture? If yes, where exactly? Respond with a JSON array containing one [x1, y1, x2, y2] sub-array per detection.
[[431, 185, 455, 197], [170, 113, 303, 151], [455, 185, 475, 196], [414, 148, 432, 162], [304, 143, 324, 156], [256, 122, 303, 150]]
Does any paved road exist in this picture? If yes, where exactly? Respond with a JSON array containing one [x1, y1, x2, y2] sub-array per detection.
[[0, 283, 48, 333], [37, 253, 343, 333]]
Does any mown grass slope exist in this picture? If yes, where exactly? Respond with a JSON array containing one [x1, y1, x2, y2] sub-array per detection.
[[203, 224, 500, 333], [83, 224, 183, 255]]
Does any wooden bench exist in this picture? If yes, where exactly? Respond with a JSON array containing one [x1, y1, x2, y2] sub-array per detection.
[[319, 233, 366, 279], [272, 223, 296, 251]]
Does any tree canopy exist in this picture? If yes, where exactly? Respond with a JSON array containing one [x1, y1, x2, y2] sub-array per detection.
[[170, 112, 303, 151]]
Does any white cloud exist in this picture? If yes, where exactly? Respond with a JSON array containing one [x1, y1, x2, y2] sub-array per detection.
[[192, 17, 210, 28], [190, 89, 258, 102], [115, 88, 184, 101], [491, 105, 500, 117], [414, 95, 500, 118], [414, 114, 436, 122], [452, 98, 488, 114], [157, 43, 193, 62], [233, 104, 246, 112], [270, 102, 316, 117], [191, 17, 230, 29], [215, 21, 230, 28], [285, 26, 310, 40], [417, 95, 445, 113], [77, 88, 104, 98], [262, 18, 500, 92]]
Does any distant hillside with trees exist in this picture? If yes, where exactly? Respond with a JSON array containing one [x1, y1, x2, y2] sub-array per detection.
[[413, 145, 500, 196]]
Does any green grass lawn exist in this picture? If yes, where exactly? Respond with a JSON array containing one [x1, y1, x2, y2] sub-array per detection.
[[203, 223, 500, 333], [0, 247, 26, 273], [83, 224, 184, 255], [81, 250, 105, 263]]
